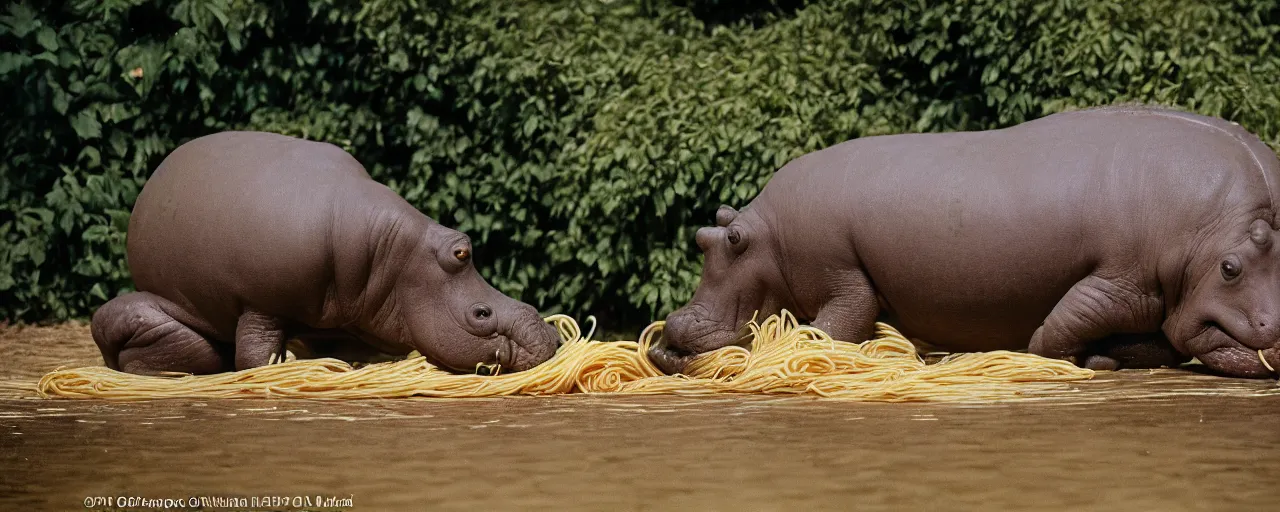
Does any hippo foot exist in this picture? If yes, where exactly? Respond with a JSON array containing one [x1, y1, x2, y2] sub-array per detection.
[[234, 309, 287, 371], [91, 292, 231, 376], [1081, 355, 1120, 371]]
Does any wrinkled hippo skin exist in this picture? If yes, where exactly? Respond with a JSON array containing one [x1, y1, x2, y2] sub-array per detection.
[[656, 105, 1280, 379], [92, 131, 560, 376]]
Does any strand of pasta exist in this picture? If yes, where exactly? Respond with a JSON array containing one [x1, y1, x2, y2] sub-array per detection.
[[36, 311, 1095, 402]]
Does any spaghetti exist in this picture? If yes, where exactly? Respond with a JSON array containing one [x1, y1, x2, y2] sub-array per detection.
[[36, 311, 1095, 402]]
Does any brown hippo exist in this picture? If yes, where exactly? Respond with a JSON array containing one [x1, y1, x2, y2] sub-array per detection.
[[652, 104, 1280, 379], [91, 131, 561, 376]]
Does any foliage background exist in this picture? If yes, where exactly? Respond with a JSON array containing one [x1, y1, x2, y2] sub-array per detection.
[[3, 0, 1279, 331]]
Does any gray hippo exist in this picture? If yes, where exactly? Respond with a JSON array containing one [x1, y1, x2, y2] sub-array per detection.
[[91, 131, 560, 376], [652, 104, 1280, 379]]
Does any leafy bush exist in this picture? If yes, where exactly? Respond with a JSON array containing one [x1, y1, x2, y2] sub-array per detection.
[[3, 0, 1279, 330]]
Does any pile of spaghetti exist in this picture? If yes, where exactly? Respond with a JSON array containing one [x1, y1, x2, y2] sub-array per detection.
[[36, 311, 1094, 402]]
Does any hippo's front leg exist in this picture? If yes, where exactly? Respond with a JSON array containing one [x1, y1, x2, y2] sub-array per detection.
[[1028, 275, 1164, 367], [810, 270, 880, 343], [234, 309, 287, 370]]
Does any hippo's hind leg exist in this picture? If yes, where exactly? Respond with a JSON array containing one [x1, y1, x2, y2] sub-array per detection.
[[811, 268, 881, 343], [1079, 332, 1191, 371], [91, 292, 229, 375], [234, 309, 287, 371], [1028, 275, 1164, 367]]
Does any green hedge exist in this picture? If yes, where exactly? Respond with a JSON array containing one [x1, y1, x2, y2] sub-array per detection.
[[3, 0, 1279, 329]]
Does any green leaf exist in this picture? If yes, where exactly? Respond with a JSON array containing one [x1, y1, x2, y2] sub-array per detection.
[[0, 52, 32, 74], [207, 2, 230, 27], [1, 4, 38, 38], [35, 26, 57, 51], [52, 84, 69, 114], [24, 208, 54, 225], [227, 27, 243, 51], [70, 110, 101, 139], [89, 283, 108, 301], [28, 242, 46, 266], [78, 146, 101, 168]]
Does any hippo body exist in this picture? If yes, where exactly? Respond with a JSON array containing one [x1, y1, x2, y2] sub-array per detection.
[[658, 105, 1280, 378], [93, 131, 560, 375]]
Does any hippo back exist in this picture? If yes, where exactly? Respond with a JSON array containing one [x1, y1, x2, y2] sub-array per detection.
[[1099, 105, 1280, 227]]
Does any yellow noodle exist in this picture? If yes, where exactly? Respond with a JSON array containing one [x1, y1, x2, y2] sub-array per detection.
[[36, 311, 1094, 402]]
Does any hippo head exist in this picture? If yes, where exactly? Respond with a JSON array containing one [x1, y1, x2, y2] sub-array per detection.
[[396, 223, 560, 373], [649, 205, 791, 374], [1165, 218, 1280, 377]]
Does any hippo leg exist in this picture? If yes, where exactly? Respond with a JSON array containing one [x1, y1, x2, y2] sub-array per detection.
[[234, 309, 287, 371], [91, 292, 230, 375], [1028, 275, 1162, 365], [811, 269, 881, 343], [1079, 332, 1191, 371]]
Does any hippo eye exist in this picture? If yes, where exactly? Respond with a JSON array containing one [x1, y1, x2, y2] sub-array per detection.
[[454, 248, 470, 262], [1221, 257, 1242, 281], [727, 229, 741, 245]]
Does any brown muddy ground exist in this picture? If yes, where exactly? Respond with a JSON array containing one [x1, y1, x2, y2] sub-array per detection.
[[2, 323, 1278, 511]]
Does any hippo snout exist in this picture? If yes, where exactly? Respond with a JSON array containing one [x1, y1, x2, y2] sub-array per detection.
[[663, 305, 713, 343], [501, 313, 561, 372], [1245, 317, 1280, 350], [1215, 313, 1280, 353], [662, 309, 698, 344], [663, 305, 737, 354], [652, 305, 740, 375]]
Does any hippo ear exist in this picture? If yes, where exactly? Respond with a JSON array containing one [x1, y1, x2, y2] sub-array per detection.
[[1250, 219, 1272, 247], [715, 205, 739, 227]]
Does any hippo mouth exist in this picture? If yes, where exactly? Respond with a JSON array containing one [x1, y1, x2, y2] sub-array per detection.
[[651, 304, 751, 375], [491, 322, 560, 373], [478, 335, 542, 374], [648, 327, 749, 375], [1186, 324, 1280, 378], [647, 343, 695, 375]]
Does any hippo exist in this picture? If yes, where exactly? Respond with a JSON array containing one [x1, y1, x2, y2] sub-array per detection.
[[652, 104, 1280, 379], [91, 131, 561, 376]]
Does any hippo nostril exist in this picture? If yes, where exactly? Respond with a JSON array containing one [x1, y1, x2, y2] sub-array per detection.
[[472, 304, 493, 320]]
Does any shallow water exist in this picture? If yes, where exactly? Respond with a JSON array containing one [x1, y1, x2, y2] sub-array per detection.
[[3, 324, 1279, 511], [3, 380, 1278, 511]]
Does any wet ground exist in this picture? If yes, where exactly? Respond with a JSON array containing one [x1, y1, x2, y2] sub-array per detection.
[[2, 323, 1278, 511]]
